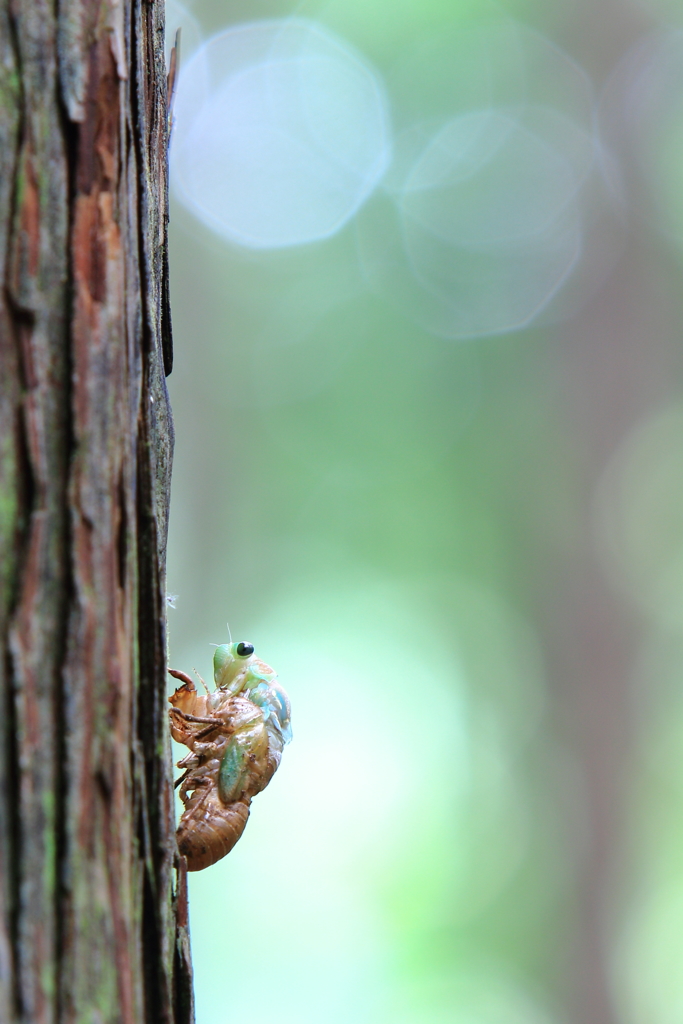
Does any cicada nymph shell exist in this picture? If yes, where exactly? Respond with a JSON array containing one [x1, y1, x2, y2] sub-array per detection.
[[169, 640, 292, 871]]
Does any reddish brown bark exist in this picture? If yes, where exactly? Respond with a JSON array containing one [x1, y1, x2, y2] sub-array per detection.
[[0, 1, 191, 1022]]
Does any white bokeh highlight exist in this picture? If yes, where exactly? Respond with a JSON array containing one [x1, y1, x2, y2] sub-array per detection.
[[171, 19, 391, 248], [357, 21, 602, 340], [358, 106, 591, 339]]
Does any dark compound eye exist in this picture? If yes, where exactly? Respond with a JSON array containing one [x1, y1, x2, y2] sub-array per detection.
[[236, 641, 254, 657]]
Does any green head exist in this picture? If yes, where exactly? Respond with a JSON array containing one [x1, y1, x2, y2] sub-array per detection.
[[213, 641, 256, 692]]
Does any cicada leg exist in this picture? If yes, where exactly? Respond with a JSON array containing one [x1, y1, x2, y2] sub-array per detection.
[[176, 749, 201, 774], [168, 668, 195, 689], [193, 718, 232, 742], [179, 771, 212, 808], [169, 708, 196, 747], [169, 669, 212, 721], [170, 706, 228, 747], [193, 668, 210, 695], [172, 708, 222, 726]]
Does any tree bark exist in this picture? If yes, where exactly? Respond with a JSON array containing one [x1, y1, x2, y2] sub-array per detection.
[[0, 1, 192, 1022]]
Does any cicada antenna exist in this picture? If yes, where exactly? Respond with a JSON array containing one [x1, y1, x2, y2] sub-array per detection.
[[226, 621, 232, 644]]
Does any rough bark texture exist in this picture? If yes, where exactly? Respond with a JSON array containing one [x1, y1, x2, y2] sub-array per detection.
[[0, 1, 193, 1022]]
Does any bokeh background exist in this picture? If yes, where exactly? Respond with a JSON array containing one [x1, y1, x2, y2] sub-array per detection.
[[163, 1, 683, 1022]]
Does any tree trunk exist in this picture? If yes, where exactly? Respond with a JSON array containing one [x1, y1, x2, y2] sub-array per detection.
[[0, 1, 192, 1022]]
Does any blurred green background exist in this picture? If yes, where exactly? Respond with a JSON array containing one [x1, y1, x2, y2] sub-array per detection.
[[164, 1, 683, 1022]]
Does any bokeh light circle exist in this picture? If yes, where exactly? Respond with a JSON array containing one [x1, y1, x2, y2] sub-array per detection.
[[171, 19, 391, 248], [356, 19, 601, 340], [358, 105, 588, 339]]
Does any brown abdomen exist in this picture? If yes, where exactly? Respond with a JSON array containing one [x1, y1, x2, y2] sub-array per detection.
[[177, 792, 251, 871]]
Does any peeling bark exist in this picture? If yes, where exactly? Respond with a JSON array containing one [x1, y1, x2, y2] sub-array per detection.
[[0, 1, 191, 1022]]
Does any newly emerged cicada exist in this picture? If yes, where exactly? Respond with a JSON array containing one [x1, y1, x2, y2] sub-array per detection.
[[169, 640, 292, 871]]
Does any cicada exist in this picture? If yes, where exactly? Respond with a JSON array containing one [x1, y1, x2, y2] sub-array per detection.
[[169, 640, 292, 871]]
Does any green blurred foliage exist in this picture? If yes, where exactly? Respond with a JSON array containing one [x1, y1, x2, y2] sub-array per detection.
[[165, 1, 683, 1022]]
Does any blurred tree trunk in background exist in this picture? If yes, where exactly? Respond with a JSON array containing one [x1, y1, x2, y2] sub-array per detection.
[[549, 5, 663, 1024], [0, 1, 192, 1022]]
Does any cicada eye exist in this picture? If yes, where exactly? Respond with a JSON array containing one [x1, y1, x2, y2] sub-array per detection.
[[236, 641, 254, 658]]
